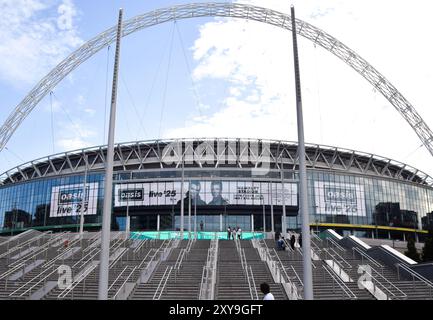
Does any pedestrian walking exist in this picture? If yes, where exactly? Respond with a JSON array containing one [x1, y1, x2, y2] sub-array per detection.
[[227, 226, 232, 240], [290, 234, 296, 250], [260, 282, 275, 300]]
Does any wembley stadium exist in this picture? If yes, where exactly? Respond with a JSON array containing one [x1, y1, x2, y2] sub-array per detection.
[[1, 2, 433, 301], [0, 137, 431, 241]]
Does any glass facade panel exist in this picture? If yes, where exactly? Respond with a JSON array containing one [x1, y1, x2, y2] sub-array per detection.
[[0, 166, 432, 239]]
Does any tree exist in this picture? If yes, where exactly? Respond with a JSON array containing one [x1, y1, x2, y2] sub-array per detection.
[[422, 229, 433, 262], [405, 235, 420, 262]]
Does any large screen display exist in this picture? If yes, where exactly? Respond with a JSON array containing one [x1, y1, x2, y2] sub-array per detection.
[[314, 181, 366, 216], [114, 181, 298, 207], [50, 182, 99, 217]]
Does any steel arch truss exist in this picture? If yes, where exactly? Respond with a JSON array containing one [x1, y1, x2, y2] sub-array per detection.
[[1, 138, 432, 187], [1, 2, 433, 160]]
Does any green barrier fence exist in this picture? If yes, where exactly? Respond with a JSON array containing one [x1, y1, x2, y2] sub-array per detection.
[[130, 231, 264, 240]]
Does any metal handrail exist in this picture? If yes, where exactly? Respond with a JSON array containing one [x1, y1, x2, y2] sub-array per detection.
[[0, 231, 51, 259], [72, 246, 100, 269], [108, 265, 129, 292], [311, 231, 323, 242], [174, 249, 186, 269], [260, 246, 301, 299], [326, 237, 345, 252], [352, 247, 384, 272], [0, 262, 26, 280], [9, 264, 58, 297], [248, 265, 259, 300], [133, 239, 148, 254], [245, 265, 258, 300], [289, 265, 303, 286], [199, 266, 208, 299], [323, 247, 352, 269], [9, 232, 65, 268], [272, 248, 292, 283], [57, 234, 81, 252], [44, 244, 81, 268], [109, 246, 128, 269], [136, 249, 155, 271], [361, 265, 407, 299], [57, 263, 98, 299], [153, 266, 173, 300], [82, 234, 101, 253], [322, 264, 357, 299], [396, 263, 433, 299], [111, 266, 138, 300]]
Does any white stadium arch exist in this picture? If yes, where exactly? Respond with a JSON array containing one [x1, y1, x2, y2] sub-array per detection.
[[1, 2, 432, 157]]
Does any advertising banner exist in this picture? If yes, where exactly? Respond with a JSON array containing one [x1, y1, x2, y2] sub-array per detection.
[[114, 181, 298, 207], [314, 181, 366, 216], [50, 182, 99, 217]]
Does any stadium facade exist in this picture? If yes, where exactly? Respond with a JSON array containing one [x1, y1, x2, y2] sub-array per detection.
[[0, 138, 432, 241]]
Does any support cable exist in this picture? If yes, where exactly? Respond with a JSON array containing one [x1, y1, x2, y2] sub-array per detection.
[[51, 91, 86, 141], [174, 22, 203, 117], [4, 147, 25, 163], [136, 23, 177, 141], [158, 22, 176, 139], [119, 72, 148, 140]]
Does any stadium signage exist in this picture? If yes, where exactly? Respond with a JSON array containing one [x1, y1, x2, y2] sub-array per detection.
[[315, 181, 366, 216], [114, 181, 298, 207], [50, 183, 99, 217], [119, 189, 144, 201]]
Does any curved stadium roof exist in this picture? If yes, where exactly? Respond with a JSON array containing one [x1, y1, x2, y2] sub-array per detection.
[[1, 138, 432, 187]]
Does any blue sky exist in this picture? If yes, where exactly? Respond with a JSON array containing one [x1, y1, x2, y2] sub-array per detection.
[[1, 0, 433, 177]]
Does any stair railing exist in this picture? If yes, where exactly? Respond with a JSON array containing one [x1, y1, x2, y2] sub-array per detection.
[[326, 237, 346, 252], [360, 265, 407, 300], [199, 239, 218, 300], [57, 263, 98, 299], [246, 265, 259, 300], [255, 240, 302, 300], [323, 247, 352, 269], [9, 264, 58, 298], [173, 249, 186, 282], [352, 247, 384, 275], [9, 232, 66, 268], [111, 265, 138, 300], [0, 231, 51, 261], [322, 264, 357, 300], [396, 263, 433, 299], [153, 266, 173, 300]]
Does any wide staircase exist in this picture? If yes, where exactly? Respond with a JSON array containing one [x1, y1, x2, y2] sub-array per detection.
[[0, 230, 432, 300], [313, 235, 433, 300], [266, 238, 374, 300], [130, 239, 209, 300]]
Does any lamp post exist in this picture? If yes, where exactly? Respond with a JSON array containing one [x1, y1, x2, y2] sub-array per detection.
[[98, 8, 123, 300], [291, 5, 313, 300]]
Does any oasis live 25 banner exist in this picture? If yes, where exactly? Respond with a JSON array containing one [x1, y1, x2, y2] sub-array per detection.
[[114, 181, 298, 207], [314, 181, 366, 216], [50, 183, 99, 217]]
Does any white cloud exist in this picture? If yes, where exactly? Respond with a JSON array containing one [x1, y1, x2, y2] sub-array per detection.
[[165, 0, 433, 175], [55, 119, 97, 150], [57, 137, 89, 150], [0, 0, 83, 87]]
